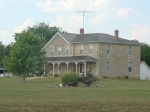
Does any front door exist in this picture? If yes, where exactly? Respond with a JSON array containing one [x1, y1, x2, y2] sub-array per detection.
[[79, 63, 83, 75]]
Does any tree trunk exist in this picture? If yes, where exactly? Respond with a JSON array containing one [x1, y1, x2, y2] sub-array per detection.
[[23, 74, 26, 83]]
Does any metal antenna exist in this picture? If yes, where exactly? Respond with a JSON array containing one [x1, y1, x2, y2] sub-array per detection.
[[76, 11, 94, 30]]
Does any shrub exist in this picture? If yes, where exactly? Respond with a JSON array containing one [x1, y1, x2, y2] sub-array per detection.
[[125, 75, 129, 79], [61, 72, 80, 86], [86, 71, 93, 78], [54, 74, 59, 77]]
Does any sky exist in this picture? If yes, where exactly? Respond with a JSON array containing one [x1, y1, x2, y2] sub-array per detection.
[[0, 0, 150, 45]]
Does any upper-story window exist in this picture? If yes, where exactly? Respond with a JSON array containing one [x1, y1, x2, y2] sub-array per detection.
[[106, 61, 110, 73], [65, 46, 70, 56], [50, 47, 54, 56], [89, 44, 93, 54], [57, 47, 62, 56], [128, 62, 132, 72], [106, 44, 110, 54], [128, 46, 132, 55], [80, 45, 83, 54]]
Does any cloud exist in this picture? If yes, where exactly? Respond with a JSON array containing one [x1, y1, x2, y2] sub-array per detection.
[[116, 7, 141, 19], [13, 19, 32, 33], [0, 2, 4, 8], [131, 23, 150, 44], [116, 8, 134, 19], [36, 0, 113, 13], [91, 13, 107, 24], [0, 30, 13, 45]]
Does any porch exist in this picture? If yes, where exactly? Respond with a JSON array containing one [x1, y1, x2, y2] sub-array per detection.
[[45, 56, 98, 76]]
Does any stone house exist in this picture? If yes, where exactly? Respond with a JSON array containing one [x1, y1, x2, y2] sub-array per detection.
[[43, 29, 140, 78]]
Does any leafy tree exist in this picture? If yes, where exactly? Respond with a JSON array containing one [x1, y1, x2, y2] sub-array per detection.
[[141, 43, 150, 66], [5, 31, 46, 82], [14, 22, 64, 44]]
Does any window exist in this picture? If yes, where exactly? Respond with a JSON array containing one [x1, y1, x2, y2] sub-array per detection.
[[128, 46, 132, 55], [80, 45, 83, 54], [106, 61, 110, 73], [89, 63, 92, 72], [57, 47, 62, 56], [106, 44, 110, 54], [65, 46, 70, 55], [128, 62, 132, 72], [50, 47, 54, 56], [89, 44, 93, 54]]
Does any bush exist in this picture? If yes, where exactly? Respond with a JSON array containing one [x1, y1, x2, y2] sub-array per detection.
[[61, 72, 80, 86], [86, 71, 93, 78], [125, 75, 129, 79]]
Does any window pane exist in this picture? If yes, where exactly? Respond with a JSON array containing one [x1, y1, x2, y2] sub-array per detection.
[[128, 46, 131, 55], [80, 45, 83, 54], [106, 62, 110, 72], [89, 44, 93, 54], [128, 62, 132, 72], [107, 45, 110, 54]]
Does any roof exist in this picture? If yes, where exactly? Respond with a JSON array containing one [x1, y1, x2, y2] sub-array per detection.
[[140, 61, 150, 70], [47, 56, 98, 63], [58, 32, 77, 43], [60, 32, 140, 45]]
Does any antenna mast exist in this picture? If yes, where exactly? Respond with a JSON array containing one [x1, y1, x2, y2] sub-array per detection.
[[76, 11, 93, 30]]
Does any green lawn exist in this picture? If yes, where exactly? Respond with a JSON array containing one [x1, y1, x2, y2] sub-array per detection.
[[0, 77, 150, 112]]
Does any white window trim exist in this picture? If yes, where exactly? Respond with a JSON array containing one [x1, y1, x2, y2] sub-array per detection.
[[106, 44, 110, 54], [89, 44, 93, 55], [50, 47, 54, 56], [128, 46, 132, 55], [57, 46, 62, 56], [106, 61, 110, 73], [79, 45, 83, 55], [65, 46, 70, 56]]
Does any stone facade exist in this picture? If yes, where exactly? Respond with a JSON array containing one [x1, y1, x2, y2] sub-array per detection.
[[44, 31, 140, 78]]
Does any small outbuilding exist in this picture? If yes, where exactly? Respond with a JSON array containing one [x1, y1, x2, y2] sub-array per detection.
[[140, 61, 150, 80]]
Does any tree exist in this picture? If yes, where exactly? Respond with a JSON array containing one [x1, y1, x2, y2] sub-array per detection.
[[141, 43, 150, 66], [14, 22, 64, 44], [5, 31, 46, 82]]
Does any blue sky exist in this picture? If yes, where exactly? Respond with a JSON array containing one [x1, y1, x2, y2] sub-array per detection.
[[0, 0, 150, 45]]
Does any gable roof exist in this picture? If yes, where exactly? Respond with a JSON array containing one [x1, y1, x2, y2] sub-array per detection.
[[72, 33, 139, 44], [43, 31, 140, 49], [58, 32, 77, 43], [140, 61, 150, 70]]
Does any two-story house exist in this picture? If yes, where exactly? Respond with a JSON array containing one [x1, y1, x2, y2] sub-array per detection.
[[43, 29, 140, 78]]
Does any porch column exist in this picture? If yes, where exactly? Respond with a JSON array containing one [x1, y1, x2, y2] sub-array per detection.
[[58, 63, 60, 74], [53, 63, 55, 77], [84, 62, 86, 76], [75, 62, 78, 74], [66, 63, 69, 73]]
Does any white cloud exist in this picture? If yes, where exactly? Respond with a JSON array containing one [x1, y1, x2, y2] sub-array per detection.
[[116, 8, 133, 19], [0, 2, 4, 8], [36, 0, 113, 13], [91, 13, 107, 24], [0, 30, 14, 45], [116, 7, 141, 19], [131, 23, 150, 44], [13, 19, 32, 33]]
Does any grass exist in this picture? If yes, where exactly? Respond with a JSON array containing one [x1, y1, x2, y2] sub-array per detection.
[[0, 77, 150, 112]]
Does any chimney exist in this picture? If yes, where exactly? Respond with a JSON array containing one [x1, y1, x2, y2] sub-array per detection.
[[80, 28, 84, 34], [114, 30, 119, 40]]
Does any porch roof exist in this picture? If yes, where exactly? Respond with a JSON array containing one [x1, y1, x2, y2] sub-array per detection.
[[47, 56, 98, 63]]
